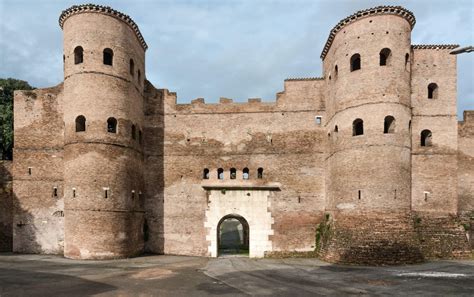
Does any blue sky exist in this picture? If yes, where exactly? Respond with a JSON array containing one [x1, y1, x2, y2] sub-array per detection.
[[0, 0, 472, 118]]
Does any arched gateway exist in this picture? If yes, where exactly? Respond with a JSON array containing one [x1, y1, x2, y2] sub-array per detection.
[[203, 186, 277, 258], [217, 214, 249, 256]]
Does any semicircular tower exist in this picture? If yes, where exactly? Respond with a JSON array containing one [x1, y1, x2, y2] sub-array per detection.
[[60, 4, 147, 259], [324, 6, 415, 215]]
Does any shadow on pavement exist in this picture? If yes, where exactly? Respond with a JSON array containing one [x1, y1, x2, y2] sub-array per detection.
[[0, 267, 116, 297]]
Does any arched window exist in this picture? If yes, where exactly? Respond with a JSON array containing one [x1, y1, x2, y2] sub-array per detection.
[[75, 115, 86, 132], [74, 46, 83, 64], [131, 124, 136, 140], [107, 117, 117, 133], [103, 48, 113, 66], [257, 167, 263, 179], [379, 48, 391, 66], [352, 119, 364, 136], [138, 70, 141, 84], [350, 54, 361, 71], [203, 168, 209, 179], [230, 168, 237, 179], [428, 83, 438, 99], [217, 168, 224, 180], [421, 130, 432, 147], [384, 116, 396, 134], [129, 59, 135, 76], [334, 125, 339, 132], [243, 168, 249, 180]]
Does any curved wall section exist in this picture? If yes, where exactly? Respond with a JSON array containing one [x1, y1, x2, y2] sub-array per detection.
[[324, 13, 413, 213], [62, 10, 145, 259]]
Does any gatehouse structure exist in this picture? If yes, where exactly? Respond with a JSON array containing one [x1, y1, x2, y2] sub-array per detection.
[[1, 4, 473, 264]]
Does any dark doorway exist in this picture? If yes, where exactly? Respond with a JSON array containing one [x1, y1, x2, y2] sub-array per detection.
[[217, 215, 249, 257]]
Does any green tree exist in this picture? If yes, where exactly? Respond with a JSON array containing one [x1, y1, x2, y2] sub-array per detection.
[[0, 78, 34, 160]]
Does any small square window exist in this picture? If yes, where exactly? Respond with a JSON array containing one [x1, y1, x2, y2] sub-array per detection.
[[315, 116, 322, 125]]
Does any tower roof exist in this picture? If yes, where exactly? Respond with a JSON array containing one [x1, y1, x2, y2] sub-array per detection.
[[320, 5, 416, 60], [59, 3, 148, 51]]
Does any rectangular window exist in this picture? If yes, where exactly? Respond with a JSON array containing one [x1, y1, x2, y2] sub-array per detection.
[[315, 116, 322, 125], [28, 167, 32, 175]]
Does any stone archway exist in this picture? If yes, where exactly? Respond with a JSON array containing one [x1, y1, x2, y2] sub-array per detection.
[[217, 214, 249, 256], [204, 188, 275, 258]]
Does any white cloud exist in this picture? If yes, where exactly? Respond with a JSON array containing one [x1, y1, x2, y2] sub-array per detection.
[[0, 0, 472, 116]]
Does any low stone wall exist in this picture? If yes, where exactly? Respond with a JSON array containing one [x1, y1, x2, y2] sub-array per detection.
[[317, 211, 471, 265], [0, 161, 13, 252]]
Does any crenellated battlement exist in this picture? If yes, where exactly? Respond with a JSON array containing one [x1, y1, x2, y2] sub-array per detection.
[[320, 5, 416, 60], [59, 3, 148, 50], [412, 44, 459, 50], [151, 77, 326, 114]]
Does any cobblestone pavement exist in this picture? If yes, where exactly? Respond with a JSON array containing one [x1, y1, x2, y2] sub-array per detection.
[[0, 254, 473, 296]]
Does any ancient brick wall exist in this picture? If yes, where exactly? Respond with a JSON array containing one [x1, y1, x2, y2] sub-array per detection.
[[0, 161, 13, 252], [458, 111, 474, 214], [411, 47, 458, 214], [61, 7, 146, 259], [143, 79, 327, 256], [13, 86, 65, 254], [324, 13, 413, 213]]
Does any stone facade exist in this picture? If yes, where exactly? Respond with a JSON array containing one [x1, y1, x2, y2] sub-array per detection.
[[4, 4, 473, 264]]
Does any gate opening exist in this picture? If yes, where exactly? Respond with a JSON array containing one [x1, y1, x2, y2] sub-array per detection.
[[217, 215, 249, 257]]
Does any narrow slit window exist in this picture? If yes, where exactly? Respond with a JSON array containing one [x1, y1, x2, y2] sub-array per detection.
[[257, 167, 264, 179], [139, 130, 143, 144], [405, 53, 410, 68], [72, 188, 76, 198], [104, 188, 109, 199], [138, 70, 141, 84], [243, 167, 249, 180], [53, 187, 58, 198], [334, 65, 338, 78], [217, 168, 224, 180], [131, 125, 136, 140], [358, 190, 361, 200], [107, 117, 117, 133], [131, 190, 135, 199], [230, 168, 237, 179], [103, 48, 113, 66], [129, 59, 135, 76], [28, 167, 32, 175]]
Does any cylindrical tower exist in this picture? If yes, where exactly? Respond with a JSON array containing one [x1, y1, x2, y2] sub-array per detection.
[[59, 4, 147, 259], [324, 6, 415, 214]]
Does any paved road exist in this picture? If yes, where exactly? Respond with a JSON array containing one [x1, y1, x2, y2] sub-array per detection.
[[0, 254, 473, 296]]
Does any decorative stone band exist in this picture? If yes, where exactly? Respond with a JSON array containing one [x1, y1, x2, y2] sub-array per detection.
[[320, 5, 416, 60], [412, 44, 460, 50], [284, 77, 324, 81], [59, 3, 148, 51]]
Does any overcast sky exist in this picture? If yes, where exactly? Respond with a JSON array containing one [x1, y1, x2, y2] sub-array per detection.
[[0, 0, 472, 118]]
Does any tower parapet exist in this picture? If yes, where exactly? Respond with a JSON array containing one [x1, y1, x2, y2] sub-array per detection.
[[61, 4, 146, 259]]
